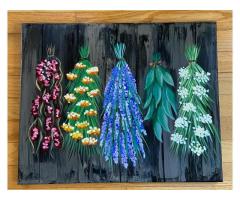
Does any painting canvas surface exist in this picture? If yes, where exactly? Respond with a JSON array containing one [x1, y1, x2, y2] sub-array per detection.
[[18, 23, 222, 184]]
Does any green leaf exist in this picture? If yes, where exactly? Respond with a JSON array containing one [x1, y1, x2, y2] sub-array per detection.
[[153, 84, 161, 107], [155, 67, 163, 86], [162, 96, 174, 120], [153, 120, 163, 142], [143, 92, 153, 109], [162, 68, 174, 86], [145, 69, 154, 89], [165, 87, 177, 114], [157, 106, 170, 132], [144, 103, 154, 121]]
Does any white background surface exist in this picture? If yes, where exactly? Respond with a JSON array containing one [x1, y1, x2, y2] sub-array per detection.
[[0, 0, 237, 198]]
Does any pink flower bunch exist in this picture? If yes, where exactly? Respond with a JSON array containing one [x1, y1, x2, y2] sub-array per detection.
[[31, 95, 41, 117], [52, 85, 60, 100], [31, 127, 39, 141], [52, 127, 61, 148], [29, 55, 63, 153], [45, 117, 52, 131], [42, 136, 51, 150]]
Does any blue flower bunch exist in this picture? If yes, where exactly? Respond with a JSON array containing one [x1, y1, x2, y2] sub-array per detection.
[[100, 43, 147, 168]]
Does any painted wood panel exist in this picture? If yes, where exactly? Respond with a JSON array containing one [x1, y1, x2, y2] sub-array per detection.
[[18, 23, 222, 184]]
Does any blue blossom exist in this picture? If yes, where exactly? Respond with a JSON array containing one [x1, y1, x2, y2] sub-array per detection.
[[119, 132, 128, 168], [100, 103, 111, 146], [113, 112, 120, 164], [133, 119, 146, 158], [130, 99, 147, 136], [126, 130, 137, 166], [104, 115, 113, 161], [103, 67, 119, 107]]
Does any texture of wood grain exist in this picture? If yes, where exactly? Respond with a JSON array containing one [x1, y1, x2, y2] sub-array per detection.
[[8, 10, 232, 190]]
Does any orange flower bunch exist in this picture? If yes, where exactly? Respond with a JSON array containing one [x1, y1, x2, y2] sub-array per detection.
[[75, 121, 89, 129], [82, 76, 94, 84], [77, 100, 91, 108], [86, 67, 99, 75], [81, 137, 98, 146], [75, 62, 86, 69], [87, 89, 100, 97], [74, 86, 89, 94], [70, 131, 83, 141], [66, 72, 77, 81], [87, 127, 100, 136], [61, 123, 74, 132], [67, 112, 80, 120], [84, 109, 97, 116], [64, 93, 76, 103]]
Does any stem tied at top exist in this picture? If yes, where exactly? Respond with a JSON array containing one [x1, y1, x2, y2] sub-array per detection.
[[114, 43, 126, 61], [185, 45, 200, 62], [79, 45, 90, 59]]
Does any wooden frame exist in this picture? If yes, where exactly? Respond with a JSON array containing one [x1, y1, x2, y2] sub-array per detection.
[[8, 10, 232, 190]]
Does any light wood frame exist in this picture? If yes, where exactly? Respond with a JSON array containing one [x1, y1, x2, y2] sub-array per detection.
[[8, 10, 232, 190]]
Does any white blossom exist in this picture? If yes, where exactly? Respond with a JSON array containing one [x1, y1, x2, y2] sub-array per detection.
[[177, 87, 188, 99], [189, 140, 207, 156], [193, 126, 210, 138], [197, 114, 213, 124], [171, 133, 187, 144], [193, 85, 208, 99], [174, 117, 189, 128], [194, 71, 210, 83], [179, 67, 190, 79], [182, 102, 196, 112]]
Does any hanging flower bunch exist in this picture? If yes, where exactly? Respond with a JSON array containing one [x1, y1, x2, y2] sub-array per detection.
[[144, 53, 177, 142], [62, 45, 101, 156], [171, 45, 219, 157], [28, 47, 63, 154], [100, 43, 147, 169]]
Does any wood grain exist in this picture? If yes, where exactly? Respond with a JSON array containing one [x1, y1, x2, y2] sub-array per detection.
[[8, 10, 232, 190]]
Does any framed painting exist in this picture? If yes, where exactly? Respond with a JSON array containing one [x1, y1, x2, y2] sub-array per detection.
[[18, 22, 222, 184]]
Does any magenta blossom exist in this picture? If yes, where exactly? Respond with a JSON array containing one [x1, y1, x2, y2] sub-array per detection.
[[30, 127, 39, 141], [42, 136, 51, 150], [46, 105, 53, 115], [31, 95, 41, 117], [52, 85, 60, 100], [51, 127, 61, 148], [42, 93, 51, 103], [55, 108, 61, 118], [45, 117, 52, 131]]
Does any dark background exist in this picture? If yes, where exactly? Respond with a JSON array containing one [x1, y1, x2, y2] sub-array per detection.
[[19, 23, 222, 184]]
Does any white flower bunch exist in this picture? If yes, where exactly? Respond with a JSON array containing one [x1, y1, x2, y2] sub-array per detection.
[[194, 71, 210, 83], [193, 85, 209, 99], [182, 102, 196, 112], [177, 87, 188, 99], [197, 114, 213, 124], [171, 133, 187, 144], [193, 126, 210, 138], [189, 140, 207, 156], [179, 67, 190, 79], [174, 117, 189, 128]]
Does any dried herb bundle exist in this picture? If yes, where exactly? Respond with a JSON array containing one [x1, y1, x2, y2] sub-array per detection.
[[171, 45, 220, 158], [62, 45, 101, 159], [28, 47, 63, 154], [100, 43, 147, 168], [144, 53, 177, 142]]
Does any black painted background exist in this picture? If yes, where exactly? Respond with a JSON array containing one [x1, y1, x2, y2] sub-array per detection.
[[19, 23, 222, 184]]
